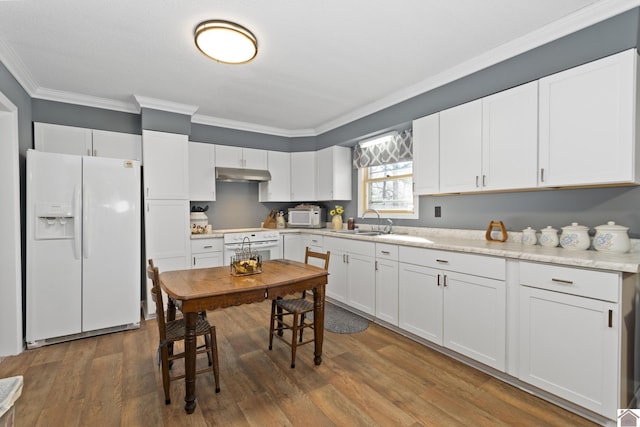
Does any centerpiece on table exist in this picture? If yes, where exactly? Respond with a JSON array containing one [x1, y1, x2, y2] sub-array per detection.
[[329, 205, 344, 230]]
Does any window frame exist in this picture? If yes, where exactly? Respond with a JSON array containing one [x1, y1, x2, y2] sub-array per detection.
[[357, 162, 418, 220]]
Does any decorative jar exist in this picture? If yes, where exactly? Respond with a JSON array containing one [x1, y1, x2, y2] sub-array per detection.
[[332, 215, 343, 230], [593, 221, 630, 253], [560, 222, 591, 250], [538, 226, 559, 247], [521, 227, 537, 246]]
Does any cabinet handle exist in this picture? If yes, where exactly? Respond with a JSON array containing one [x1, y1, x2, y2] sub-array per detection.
[[475, 176, 479, 187], [540, 168, 545, 182], [342, 254, 346, 263], [482, 175, 486, 187], [146, 187, 149, 197], [443, 274, 448, 287], [375, 261, 378, 271], [381, 250, 390, 255], [551, 278, 573, 285], [608, 309, 613, 328], [146, 203, 149, 212], [193, 257, 196, 266], [203, 245, 213, 249], [346, 254, 349, 264], [93, 149, 97, 156], [87, 148, 91, 156], [436, 259, 449, 264], [437, 274, 441, 286]]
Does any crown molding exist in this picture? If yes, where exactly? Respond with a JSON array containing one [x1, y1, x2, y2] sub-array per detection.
[[0, 39, 38, 96], [33, 87, 139, 113], [191, 113, 317, 138], [133, 95, 199, 116], [314, 0, 640, 135]]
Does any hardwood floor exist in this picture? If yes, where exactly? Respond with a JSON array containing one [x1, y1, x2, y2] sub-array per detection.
[[0, 301, 596, 426]]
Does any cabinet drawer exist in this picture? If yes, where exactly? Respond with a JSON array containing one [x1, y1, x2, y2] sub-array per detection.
[[191, 238, 223, 253], [376, 243, 398, 260], [400, 246, 505, 280], [519, 261, 619, 302], [325, 236, 375, 257]]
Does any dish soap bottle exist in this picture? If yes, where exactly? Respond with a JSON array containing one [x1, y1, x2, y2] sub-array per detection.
[[276, 211, 286, 229]]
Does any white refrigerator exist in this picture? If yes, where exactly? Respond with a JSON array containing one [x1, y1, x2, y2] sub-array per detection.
[[26, 149, 141, 348]]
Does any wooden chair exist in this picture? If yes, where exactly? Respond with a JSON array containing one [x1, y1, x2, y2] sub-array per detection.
[[268, 247, 330, 368], [146, 260, 220, 404]]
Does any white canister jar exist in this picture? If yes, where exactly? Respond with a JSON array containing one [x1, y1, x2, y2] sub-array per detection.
[[593, 221, 630, 253], [539, 226, 559, 247], [521, 227, 537, 246], [560, 222, 591, 250]]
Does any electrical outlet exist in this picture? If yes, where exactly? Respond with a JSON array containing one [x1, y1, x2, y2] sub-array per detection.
[[435, 206, 441, 217]]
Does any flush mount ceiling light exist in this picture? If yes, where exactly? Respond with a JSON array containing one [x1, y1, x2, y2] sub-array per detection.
[[194, 20, 258, 64]]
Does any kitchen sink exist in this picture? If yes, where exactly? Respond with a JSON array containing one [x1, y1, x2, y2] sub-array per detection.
[[332, 229, 404, 237]]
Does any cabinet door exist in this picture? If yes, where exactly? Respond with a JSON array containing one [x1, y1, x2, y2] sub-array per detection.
[[439, 99, 482, 193], [481, 81, 538, 191], [92, 130, 142, 162], [539, 49, 638, 187], [326, 249, 348, 303], [290, 152, 316, 201], [412, 113, 440, 195], [375, 258, 399, 325], [346, 253, 376, 315], [283, 234, 304, 262], [519, 286, 618, 417], [316, 146, 352, 201], [215, 145, 243, 168], [398, 263, 442, 344], [142, 130, 189, 199], [192, 252, 223, 269], [242, 148, 268, 169], [443, 271, 506, 371], [34, 122, 92, 156], [189, 142, 216, 201], [259, 151, 290, 202]]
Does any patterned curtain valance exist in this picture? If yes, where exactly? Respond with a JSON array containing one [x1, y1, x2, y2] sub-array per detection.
[[352, 129, 413, 169]]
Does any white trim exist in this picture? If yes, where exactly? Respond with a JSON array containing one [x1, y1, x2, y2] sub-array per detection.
[[34, 87, 139, 114], [357, 168, 419, 220], [0, 89, 23, 356], [191, 113, 316, 138], [134, 95, 199, 116]]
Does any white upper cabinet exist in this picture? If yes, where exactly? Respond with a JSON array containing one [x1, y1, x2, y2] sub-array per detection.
[[412, 112, 439, 195], [439, 99, 483, 193], [539, 48, 640, 187], [34, 123, 141, 162], [215, 145, 267, 169], [290, 151, 316, 201], [316, 145, 352, 201], [142, 130, 189, 200], [259, 150, 290, 202], [481, 81, 538, 191], [188, 141, 216, 201]]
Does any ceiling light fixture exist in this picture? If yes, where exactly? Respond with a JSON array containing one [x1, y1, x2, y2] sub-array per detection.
[[194, 20, 258, 64]]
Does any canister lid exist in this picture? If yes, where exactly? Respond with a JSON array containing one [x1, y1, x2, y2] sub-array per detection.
[[561, 222, 589, 231], [595, 221, 628, 231]]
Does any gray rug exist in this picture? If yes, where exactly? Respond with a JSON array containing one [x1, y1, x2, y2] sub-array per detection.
[[308, 303, 369, 334]]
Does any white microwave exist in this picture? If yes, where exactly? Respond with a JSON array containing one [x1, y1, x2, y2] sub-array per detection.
[[288, 207, 325, 228]]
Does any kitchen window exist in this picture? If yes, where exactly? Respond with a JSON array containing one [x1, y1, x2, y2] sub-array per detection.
[[354, 130, 417, 219]]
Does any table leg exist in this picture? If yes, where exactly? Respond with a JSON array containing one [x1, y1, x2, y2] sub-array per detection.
[[184, 312, 197, 414], [313, 285, 325, 366]]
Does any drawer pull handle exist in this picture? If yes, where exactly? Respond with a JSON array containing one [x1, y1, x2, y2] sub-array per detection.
[[381, 250, 390, 255], [608, 310, 613, 328], [551, 278, 573, 285], [436, 259, 449, 264], [437, 274, 441, 286], [203, 245, 213, 249]]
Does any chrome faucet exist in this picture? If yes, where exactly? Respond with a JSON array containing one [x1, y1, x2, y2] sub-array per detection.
[[361, 209, 393, 234]]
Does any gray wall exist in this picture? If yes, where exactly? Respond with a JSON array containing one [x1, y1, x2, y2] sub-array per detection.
[[13, 8, 640, 235]]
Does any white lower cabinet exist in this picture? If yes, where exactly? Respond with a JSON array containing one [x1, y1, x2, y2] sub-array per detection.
[[375, 244, 399, 326], [518, 261, 633, 419], [191, 238, 223, 269], [398, 246, 506, 371], [325, 237, 375, 315]]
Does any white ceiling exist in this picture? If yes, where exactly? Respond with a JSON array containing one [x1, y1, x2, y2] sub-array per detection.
[[0, 0, 636, 137]]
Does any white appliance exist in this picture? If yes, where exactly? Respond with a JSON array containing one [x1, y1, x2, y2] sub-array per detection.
[[223, 230, 281, 266], [287, 205, 325, 228], [26, 149, 141, 348]]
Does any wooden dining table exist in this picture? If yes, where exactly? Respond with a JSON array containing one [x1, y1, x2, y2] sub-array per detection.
[[159, 258, 329, 414]]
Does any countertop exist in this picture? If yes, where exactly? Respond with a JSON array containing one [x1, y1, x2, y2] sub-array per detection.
[[191, 226, 640, 273]]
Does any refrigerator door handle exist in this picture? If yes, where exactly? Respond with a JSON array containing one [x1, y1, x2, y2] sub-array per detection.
[[83, 184, 90, 259], [73, 184, 81, 259]]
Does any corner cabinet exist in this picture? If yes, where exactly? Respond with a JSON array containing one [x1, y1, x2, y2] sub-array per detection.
[[399, 247, 506, 371], [539, 48, 640, 187], [316, 146, 352, 201], [188, 141, 216, 201], [518, 261, 635, 419]]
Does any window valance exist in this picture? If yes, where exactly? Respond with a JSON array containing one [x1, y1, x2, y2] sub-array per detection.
[[352, 129, 412, 169]]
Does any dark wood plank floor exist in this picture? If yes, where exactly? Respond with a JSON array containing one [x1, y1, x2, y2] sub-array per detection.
[[0, 300, 596, 426]]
